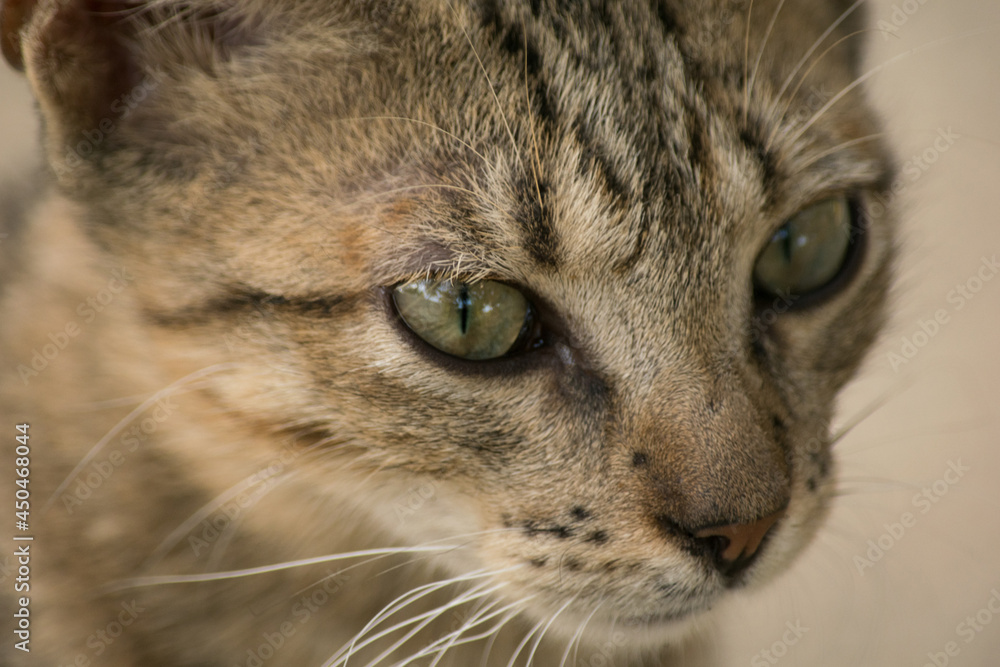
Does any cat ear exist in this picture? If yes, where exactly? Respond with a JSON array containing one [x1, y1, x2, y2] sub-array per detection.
[[2, 0, 261, 179], [4, 1, 144, 148], [1, 0, 31, 69]]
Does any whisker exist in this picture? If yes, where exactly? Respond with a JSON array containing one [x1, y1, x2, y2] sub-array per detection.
[[445, 0, 523, 168], [523, 27, 545, 215], [356, 583, 504, 667], [765, 29, 875, 150], [504, 612, 548, 667], [332, 115, 490, 167], [839, 472, 923, 487], [369, 528, 520, 581], [480, 601, 526, 667], [559, 601, 604, 667], [245, 529, 513, 618], [526, 595, 577, 666], [144, 468, 288, 568], [420, 597, 529, 667], [747, 0, 788, 112], [421, 598, 506, 667], [339, 564, 521, 665], [795, 133, 886, 170], [329, 577, 509, 667], [769, 0, 865, 117], [346, 569, 497, 655], [786, 26, 1000, 148], [103, 545, 466, 593], [742, 0, 756, 125], [42, 363, 245, 513], [830, 384, 907, 448], [144, 431, 345, 568]]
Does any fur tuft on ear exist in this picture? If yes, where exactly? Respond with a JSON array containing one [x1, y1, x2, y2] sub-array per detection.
[[2, 0, 32, 69], [3, 0, 263, 184]]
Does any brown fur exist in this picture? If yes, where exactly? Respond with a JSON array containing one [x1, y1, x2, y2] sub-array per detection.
[[1, 1, 895, 664]]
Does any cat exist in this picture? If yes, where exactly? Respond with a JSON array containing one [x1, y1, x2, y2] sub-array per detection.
[[0, 0, 896, 665]]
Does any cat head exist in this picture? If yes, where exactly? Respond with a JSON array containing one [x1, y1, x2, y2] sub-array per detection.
[[5, 0, 894, 641]]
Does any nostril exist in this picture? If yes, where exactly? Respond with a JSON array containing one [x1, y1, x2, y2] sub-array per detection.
[[694, 510, 784, 565], [700, 534, 731, 561]]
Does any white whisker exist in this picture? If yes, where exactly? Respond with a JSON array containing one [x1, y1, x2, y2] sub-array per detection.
[[420, 597, 529, 667], [344, 568, 497, 659], [748, 0, 788, 111], [336, 566, 521, 666], [42, 363, 245, 513], [522, 27, 545, 215], [526, 595, 577, 666], [769, 0, 865, 116], [333, 115, 490, 167], [830, 386, 902, 447], [444, 0, 523, 168], [421, 598, 506, 667], [481, 602, 529, 667], [328, 577, 508, 667], [742, 0, 756, 125], [559, 601, 604, 667], [504, 611, 548, 667], [795, 133, 886, 170], [143, 468, 287, 568], [356, 583, 504, 667], [103, 545, 465, 593], [765, 29, 873, 150], [786, 27, 1000, 147]]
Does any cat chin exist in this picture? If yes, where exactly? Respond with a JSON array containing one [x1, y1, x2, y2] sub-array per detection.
[[527, 600, 716, 654], [505, 581, 720, 652]]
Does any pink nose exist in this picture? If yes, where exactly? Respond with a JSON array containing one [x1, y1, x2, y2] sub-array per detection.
[[694, 510, 784, 562]]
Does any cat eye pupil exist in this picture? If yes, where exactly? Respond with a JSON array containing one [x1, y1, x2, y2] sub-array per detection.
[[392, 279, 537, 361], [778, 228, 793, 262], [458, 284, 470, 334]]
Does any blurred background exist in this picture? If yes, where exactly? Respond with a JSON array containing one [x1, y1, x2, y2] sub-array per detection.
[[715, 2, 1000, 665], [1, 1, 998, 665]]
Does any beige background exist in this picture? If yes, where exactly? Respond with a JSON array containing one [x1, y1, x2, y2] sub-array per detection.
[[1, 2, 998, 665]]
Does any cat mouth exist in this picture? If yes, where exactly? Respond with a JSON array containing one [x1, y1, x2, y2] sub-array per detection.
[[563, 589, 718, 648]]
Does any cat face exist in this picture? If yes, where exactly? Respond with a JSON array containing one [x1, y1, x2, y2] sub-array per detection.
[[7, 0, 894, 651]]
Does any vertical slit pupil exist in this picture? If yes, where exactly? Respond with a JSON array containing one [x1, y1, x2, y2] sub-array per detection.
[[459, 284, 470, 334], [780, 227, 793, 262]]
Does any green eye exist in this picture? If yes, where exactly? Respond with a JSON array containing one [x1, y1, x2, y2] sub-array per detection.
[[392, 279, 536, 360], [753, 197, 854, 299]]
